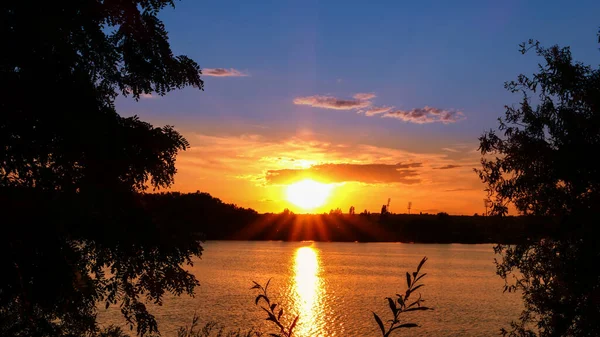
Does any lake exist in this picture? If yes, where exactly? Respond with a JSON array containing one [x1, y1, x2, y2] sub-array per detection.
[[98, 241, 522, 336]]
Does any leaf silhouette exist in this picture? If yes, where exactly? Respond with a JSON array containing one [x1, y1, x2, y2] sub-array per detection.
[[373, 312, 385, 335]]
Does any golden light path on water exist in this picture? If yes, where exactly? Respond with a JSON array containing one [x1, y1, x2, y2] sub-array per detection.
[[292, 246, 326, 336]]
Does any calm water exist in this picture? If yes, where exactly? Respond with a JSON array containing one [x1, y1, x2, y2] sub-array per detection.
[[98, 241, 522, 336]]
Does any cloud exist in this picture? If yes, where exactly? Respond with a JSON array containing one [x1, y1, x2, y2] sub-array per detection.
[[364, 106, 393, 116], [435, 164, 461, 170], [165, 130, 493, 214], [293, 95, 372, 110], [265, 162, 422, 185], [176, 132, 480, 191], [203, 68, 249, 77], [419, 209, 442, 214], [169, 132, 487, 213], [383, 106, 464, 124], [444, 188, 474, 192], [140, 93, 155, 99], [442, 144, 476, 153], [292, 93, 465, 125], [353, 93, 376, 100]]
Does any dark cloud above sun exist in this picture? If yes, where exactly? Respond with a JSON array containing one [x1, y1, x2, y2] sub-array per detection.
[[265, 163, 422, 185]]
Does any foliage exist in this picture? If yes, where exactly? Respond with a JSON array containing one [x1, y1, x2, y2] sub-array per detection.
[[280, 209, 294, 216], [251, 280, 299, 337], [141, 191, 259, 235], [372, 257, 432, 337], [329, 208, 342, 215], [1, 1, 203, 336], [477, 39, 600, 336]]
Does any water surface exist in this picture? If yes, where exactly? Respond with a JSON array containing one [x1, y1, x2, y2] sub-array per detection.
[[99, 241, 522, 336]]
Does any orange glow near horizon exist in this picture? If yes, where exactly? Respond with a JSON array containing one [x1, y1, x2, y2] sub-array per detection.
[[171, 134, 494, 215], [286, 179, 334, 211]]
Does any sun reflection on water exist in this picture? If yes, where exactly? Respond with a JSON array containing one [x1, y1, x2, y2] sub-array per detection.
[[292, 246, 325, 336]]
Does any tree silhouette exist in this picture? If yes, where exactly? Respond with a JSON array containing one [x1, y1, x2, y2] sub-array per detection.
[[381, 205, 388, 214], [1, 1, 203, 336], [380, 204, 389, 222], [329, 208, 342, 215], [477, 39, 600, 336]]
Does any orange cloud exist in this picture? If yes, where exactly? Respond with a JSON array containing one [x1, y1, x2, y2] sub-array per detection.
[[203, 68, 249, 77], [444, 188, 474, 192], [435, 164, 461, 169], [140, 93, 155, 99], [353, 92, 376, 100], [364, 106, 393, 116]]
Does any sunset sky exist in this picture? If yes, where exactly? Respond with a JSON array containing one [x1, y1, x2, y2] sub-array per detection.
[[116, 0, 600, 214]]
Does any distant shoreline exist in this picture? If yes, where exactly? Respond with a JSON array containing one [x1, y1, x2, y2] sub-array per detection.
[[193, 213, 554, 244], [142, 192, 555, 245]]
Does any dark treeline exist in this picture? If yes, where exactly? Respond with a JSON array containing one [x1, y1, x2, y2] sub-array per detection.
[[144, 191, 555, 244], [142, 191, 259, 239]]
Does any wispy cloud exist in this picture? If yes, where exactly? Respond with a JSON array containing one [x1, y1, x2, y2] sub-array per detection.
[[435, 164, 462, 170], [364, 106, 393, 116], [266, 163, 422, 185], [353, 93, 376, 100], [203, 68, 249, 77], [441, 144, 475, 153], [294, 93, 465, 124], [383, 106, 464, 124], [419, 209, 442, 214], [177, 133, 470, 180], [293, 95, 372, 110]]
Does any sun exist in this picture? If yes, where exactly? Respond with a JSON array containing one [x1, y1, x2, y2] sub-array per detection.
[[286, 179, 333, 210]]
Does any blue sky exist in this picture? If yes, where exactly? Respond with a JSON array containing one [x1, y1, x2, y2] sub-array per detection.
[[116, 0, 600, 214]]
